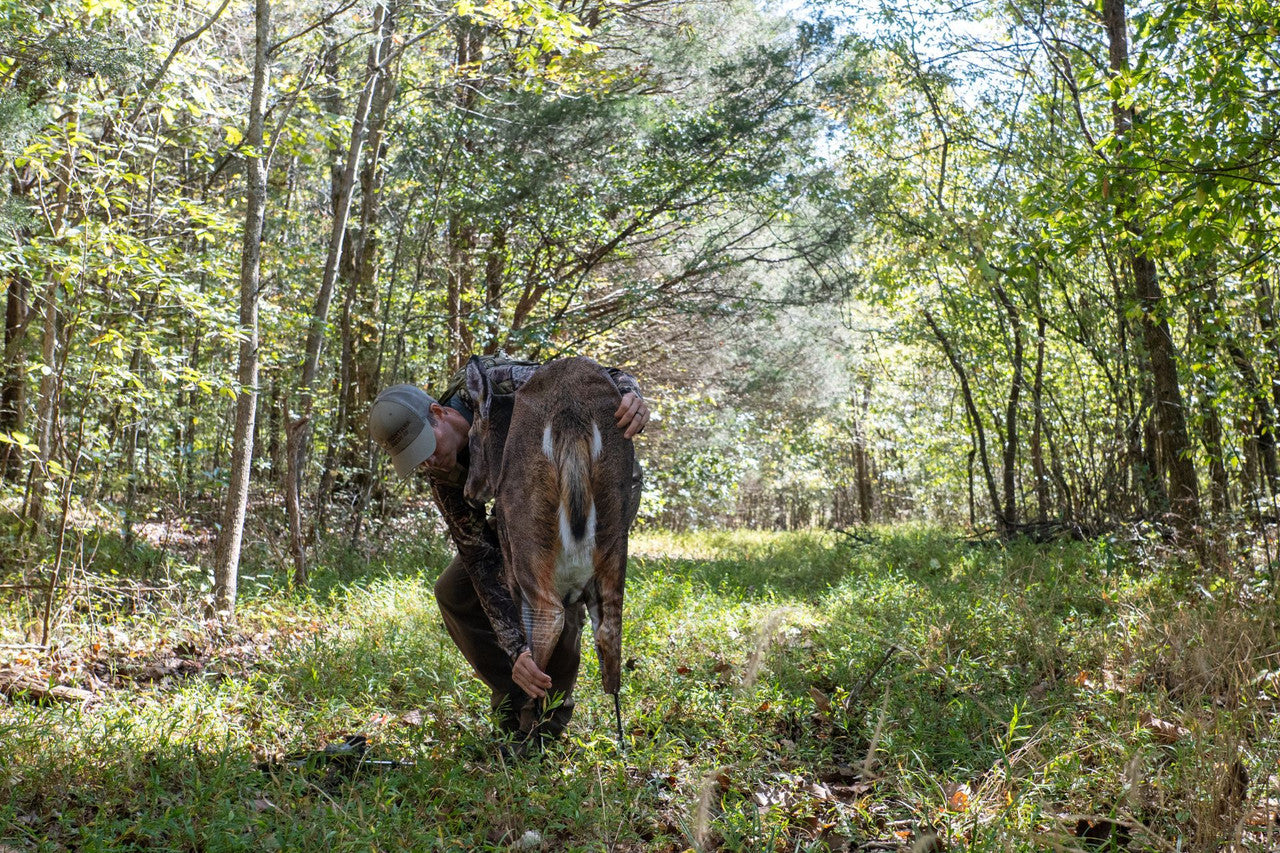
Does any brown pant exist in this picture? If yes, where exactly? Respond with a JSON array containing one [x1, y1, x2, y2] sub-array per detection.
[[433, 460, 642, 739], [435, 556, 584, 738]]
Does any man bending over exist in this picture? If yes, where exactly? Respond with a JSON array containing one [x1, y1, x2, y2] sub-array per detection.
[[369, 355, 648, 749]]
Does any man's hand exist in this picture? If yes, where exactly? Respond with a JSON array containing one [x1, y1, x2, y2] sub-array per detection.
[[512, 648, 552, 698], [615, 392, 650, 439]]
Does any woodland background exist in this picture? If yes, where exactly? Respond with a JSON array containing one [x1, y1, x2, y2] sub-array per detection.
[[2, 0, 1279, 604], [3, 0, 1280, 849]]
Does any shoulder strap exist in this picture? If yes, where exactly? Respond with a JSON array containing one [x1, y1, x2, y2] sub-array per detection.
[[436, 354, 539, 405]]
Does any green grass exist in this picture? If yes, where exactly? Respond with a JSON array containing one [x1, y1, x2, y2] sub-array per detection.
[[2, 526, 1278, 851]]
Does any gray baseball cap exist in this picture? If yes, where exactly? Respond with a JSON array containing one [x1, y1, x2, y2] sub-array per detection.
[[369, 384, 438, 477]]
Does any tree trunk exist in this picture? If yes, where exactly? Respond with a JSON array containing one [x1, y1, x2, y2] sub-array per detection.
[[1044, 415, 1074, 522], [853, 375, 874, 524], [316, 46, 396, 530], [1, 268, 29, 482], [1030, 315, 1049, 523], [315, 281, 354, 538], [1225, 342, 1279, 498], [28, 126, 76, 534], [1202, 400, 1229, 518], [29, 277, 59, 533], [482, 227, 507, 351], [993, 282, 1023, 528], [287, 1, 394, 584], [1241, 411, 1262, 516], [1139, 382, 1168, 515], [1103, 0, 1200, 530], [444, 21, 484, 371], [1187, 282, 1229, 518], [447, 219, 476, 371], [212, 0, 271, 615], [924, 309, 1004, 530], [181, 334, 202, 499]]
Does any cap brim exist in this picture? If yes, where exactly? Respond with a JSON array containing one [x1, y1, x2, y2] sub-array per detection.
[[391, 421, 437, 478]]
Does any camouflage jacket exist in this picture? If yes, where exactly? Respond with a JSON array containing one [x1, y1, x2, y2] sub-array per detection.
[[426, 356, 642, 664]]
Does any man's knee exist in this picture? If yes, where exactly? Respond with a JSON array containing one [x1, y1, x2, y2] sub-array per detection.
[[433, 556, 473, 616]]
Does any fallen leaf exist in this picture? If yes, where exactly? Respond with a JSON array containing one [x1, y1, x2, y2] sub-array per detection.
[[1246, 799, 1279, 827], [829, 782, 874, 799], [944, 782, 970, 811], [1139, 710, 1189, 745]]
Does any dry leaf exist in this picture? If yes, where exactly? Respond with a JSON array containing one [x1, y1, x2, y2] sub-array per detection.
[[1139, 711, 1189, 745], [1246, 799, 1279, 827], [944, 782, 970, 811], [829, 782, 874, 799]]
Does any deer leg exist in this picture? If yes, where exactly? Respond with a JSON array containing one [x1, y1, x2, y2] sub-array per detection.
[[518, 581, 565, 674], [583, 577, 625, 748], [589, 548, 626, 698]]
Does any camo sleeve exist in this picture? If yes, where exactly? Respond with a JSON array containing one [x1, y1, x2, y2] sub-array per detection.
[[493, 362, 643, 400], [604, 367, 642, 399], [429, 478, 528, 663]]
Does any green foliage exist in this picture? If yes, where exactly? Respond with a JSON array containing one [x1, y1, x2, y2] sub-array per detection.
[[3, 528, 1276, 850]]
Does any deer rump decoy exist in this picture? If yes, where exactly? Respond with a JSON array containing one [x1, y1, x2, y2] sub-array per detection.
[[463, 356, 635, 745]]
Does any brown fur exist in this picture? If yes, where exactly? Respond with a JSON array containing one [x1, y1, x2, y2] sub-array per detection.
[[465, 356, 634, 700]]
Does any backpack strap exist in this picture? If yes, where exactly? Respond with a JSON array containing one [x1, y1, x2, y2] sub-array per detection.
[[436, 354, 540, 413]]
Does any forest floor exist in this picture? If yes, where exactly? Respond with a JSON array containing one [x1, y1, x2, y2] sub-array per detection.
[[1, 525, 1279, 851]]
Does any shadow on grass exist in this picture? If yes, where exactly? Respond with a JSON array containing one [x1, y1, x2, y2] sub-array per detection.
[[0, 716, 544, 852]]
